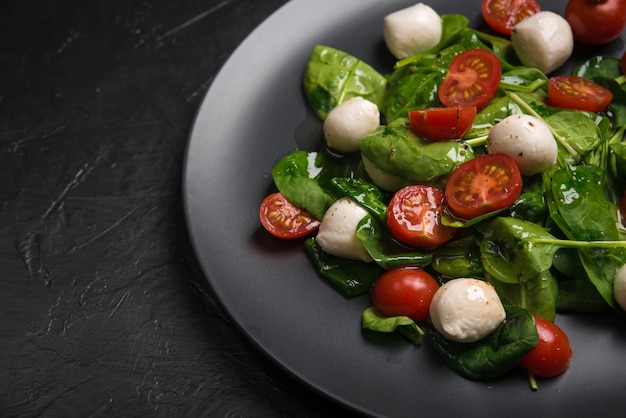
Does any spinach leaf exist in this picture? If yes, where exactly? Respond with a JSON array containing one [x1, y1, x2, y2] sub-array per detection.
[[362, 307, 424, 344], [302, 45, 388, 120], [430, 306, 538, 380], [573, 56, 623, 80], [553, 248, 610, 313], [480, 217, 559, 285], [430, 236, 484, 279], [272, 150, 349, 220], [330, 177, 387, 223], [383, 45, 461, 122], [356, 216, 432, 270], [545, 111, 603, 164], [544, 164, 626, 311], [489, 271, 558, 321], [305, 238, 382, 298], [360, 118, 474, 185]]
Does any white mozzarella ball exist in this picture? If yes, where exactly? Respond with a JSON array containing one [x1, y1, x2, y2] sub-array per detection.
[[429, 278, 506, 343], [383, 3, 442, 60], [487, 114, 557, 175], [316, 198, 373, 262], [614, 264, 626, 311], [511, 11, 574, 74], [361, 155, 403, 192], [323, 97, 380, 153]]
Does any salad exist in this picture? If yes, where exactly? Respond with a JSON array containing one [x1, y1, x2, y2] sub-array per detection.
[[258, 0, 626, 389]]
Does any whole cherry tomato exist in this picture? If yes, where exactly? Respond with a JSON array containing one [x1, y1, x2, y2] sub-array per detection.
[[408, 106, 477, 141], [371, 267, 440, 322], [518, 316, 573, 378], [565, 0, 626, 45]]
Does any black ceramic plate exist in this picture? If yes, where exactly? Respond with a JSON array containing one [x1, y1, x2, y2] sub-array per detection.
[[183, 1, 626, 417]]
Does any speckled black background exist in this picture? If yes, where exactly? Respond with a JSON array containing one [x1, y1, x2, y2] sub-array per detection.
[[0, 0, 358, 416]]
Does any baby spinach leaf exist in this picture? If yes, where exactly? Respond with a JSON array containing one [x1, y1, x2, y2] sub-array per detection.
[[303, 45, 388, 120], [356, 216, 432, 270], [544, 164, 626, 311], [430, 306, 538, 380], [330, 177, 387, 223], [360, 119, 474, 185], [430, 236, 484, 279], [362, 307, 424, 344], [480, 217, 559, 284], [272, 150, 348, 220], [573, 56, 623, 80], [304, 238, 382, 298], [489, 270, 558, 321], [384, 45, 462, 122]]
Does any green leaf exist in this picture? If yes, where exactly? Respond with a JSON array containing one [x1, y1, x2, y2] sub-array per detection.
[[362, 307, 424, 344], [359, 119, 474, 185], [330, 177, 387, 223], [489, 270, 558, 322], [303, 45, 388, 120], [272, 150, 348, 220], [430, 306, 538, 380], [304, 238, 382, 298], [356, 216, 432, 270], [480, 217, 559, 284]]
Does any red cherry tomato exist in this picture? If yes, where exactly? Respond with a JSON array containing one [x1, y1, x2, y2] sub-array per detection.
[[445, 153, 522, 220], [565, 0, 626, 45], [387, 185, 456, 248], [439, 49, 502, 110], [518, 316, 573, 378], [371, 267, 440, 322], [481, 0, 541, 36], [408, 106, 477, 141], [259, 192, 320, 239], [548, 76, 613, 113]]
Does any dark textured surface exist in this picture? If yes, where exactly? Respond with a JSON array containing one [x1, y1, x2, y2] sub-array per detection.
[[0, 0, 354, 416]]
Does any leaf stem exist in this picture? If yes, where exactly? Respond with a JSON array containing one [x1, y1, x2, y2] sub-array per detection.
[[533, 238, 626, 248]]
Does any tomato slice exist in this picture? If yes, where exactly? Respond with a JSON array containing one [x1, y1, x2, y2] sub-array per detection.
[[259, 192, 320, 239], [438, 49, 502, 110], [387, 185, 456, 248], [481, 0, 541, 36], [548, 76, 613, 113], [445, 153, 522, 219], [408, 106, 477, 141]]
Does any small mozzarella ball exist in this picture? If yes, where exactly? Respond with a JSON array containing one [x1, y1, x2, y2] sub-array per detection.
[[511, 11, 573, 74], [323, 97, 380, 153], [487, 114, 557, 175], [614, 264, 626, 311], [316, 198, 373, 262], [361, 155, 403, 192], [429, 278, 506, 343], [383, 3, 442, 60]]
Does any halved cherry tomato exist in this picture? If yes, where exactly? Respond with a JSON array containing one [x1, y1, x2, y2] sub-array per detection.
[[518, 316, 573, 378], [565, 0, 626, 45], [548, 75, 613, 113], [445, 153, 522, 220], [408, 106, 477, 141], [259, 192, 320, 239], [387, 185, 456, 248], [438, 49, 502, 110], [371, 267, 440, 322], [481, 0, 541, 36]]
